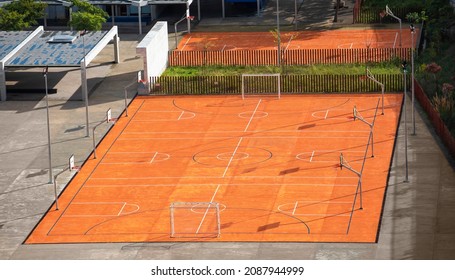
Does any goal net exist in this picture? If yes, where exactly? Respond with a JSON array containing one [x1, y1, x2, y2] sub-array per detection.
[[170, 202, 221, 238], [241, 73, 281, 99]]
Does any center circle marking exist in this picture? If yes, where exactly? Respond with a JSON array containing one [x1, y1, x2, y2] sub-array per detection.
[[238, 111, 268, 119], [216, 152, 249, 161]]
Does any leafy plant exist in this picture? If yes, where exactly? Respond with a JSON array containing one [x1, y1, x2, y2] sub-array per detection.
[[68, 0, 108, 31], [0, 0, 47, 30]]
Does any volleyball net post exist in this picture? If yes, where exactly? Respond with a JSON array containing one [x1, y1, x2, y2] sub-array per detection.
[[352, 98, 380, 158]]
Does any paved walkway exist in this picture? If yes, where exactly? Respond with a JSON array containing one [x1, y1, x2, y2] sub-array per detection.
[[0, 1, 454, 260]]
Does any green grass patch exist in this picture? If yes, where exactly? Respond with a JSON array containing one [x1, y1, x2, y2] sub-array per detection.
[[163, 63, 402, 76]]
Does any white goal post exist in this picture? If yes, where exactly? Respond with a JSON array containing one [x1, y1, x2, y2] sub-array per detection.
[[170, 202, 221, 238], [241, 73, 281, 99]]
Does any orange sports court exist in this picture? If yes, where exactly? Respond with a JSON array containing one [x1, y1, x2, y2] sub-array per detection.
[[177, 29, 415, 51], [26, 93, 403, 244]]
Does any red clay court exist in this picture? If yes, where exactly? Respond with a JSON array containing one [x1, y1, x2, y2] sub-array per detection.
[[177, 29, 416, 51], [26, 94, 403, 244]]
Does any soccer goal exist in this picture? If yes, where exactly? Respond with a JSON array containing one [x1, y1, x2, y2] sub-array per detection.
[[170, 202, 221, 238], [241, 73, 281, 99]]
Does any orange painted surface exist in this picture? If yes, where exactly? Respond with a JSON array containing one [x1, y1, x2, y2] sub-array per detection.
[[177, 29, 417, 51], [26, 94, 403, 244]]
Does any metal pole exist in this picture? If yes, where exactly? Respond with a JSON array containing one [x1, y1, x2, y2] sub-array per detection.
[[82, 32, 89, 137], [53, 175, 59, 210], [93, 126, 97, 159], [138, 4, 142, 35], [124, 88, 129, 117], [174, 23, 178, 49], [411, 25, 416, 135], [403, 62, 409, 182], [276, 0, 281, 66], [44, 67, 53, 184]]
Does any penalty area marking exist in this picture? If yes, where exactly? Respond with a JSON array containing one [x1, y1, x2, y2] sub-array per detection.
[[133, 111, 195, 122], [296, 150, 365, 163], [191, 203, 227, 214], [238, 111, 268, 119], [64, 202, 140, 217], [100, 152, 170, 164], [312, 109, 353, 120], [278, 201, 352, 217]]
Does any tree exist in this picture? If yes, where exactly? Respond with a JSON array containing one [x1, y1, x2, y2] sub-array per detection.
[[68, 0, 109, 31], [0, 0, 47, 31]]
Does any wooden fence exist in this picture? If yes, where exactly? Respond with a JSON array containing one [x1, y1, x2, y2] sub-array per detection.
[[150, 74, 407, 95], [168, 48, 411, 67]]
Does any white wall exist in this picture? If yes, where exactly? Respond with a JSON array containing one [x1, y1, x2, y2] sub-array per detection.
[[136, 21, 168, 92]]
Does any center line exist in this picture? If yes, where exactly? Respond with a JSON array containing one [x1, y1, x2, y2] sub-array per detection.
[[292, 201, 299, 215], [309, 151, 315, 162], [203, 99, 262, 234], [222, 137, 243, 178], [196, 184, 221, 234], [177, 111, 185, 120], [244, 99, 262, 132], [150, 152, 158, 163]]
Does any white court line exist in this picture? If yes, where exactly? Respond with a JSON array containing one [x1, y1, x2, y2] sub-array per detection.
[[177, 111, 185, 120], [150, 152, 158, 163], [221, 44, 226, 51], [85, 180, 358, 188], [195, 99, 262, 234], [117, 202, 127, 216], [244, 99, 262, 132], [324, 110, 329, 119], [350, 42, 353, 49], [64, 202, 135, 217], [309, 151, 315, 162], [122, 130, 370, 134], [181, 36, 192, 51], [292, 201, 299, 215], [119, 136, 368, 140], [88, 175, 358, 180], [196, 184, 221, 234], [222, 137, 243, 178]]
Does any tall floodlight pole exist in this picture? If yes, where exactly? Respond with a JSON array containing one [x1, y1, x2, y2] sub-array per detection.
[[43, 66, 53, 184], [410, 24, 416, 135], [385, 5, 402, 47], [81, 30, 90, 137], [276, 0, 281, 66], [402, 61, 409, 183]]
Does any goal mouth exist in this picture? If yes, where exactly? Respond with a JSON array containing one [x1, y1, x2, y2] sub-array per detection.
[[170, 202, 221, 238], [241, 73, 281, 100]]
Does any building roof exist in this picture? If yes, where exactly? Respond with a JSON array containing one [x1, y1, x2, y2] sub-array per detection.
[[0, 31, 32, 61], [5, 30, 107, 67]]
